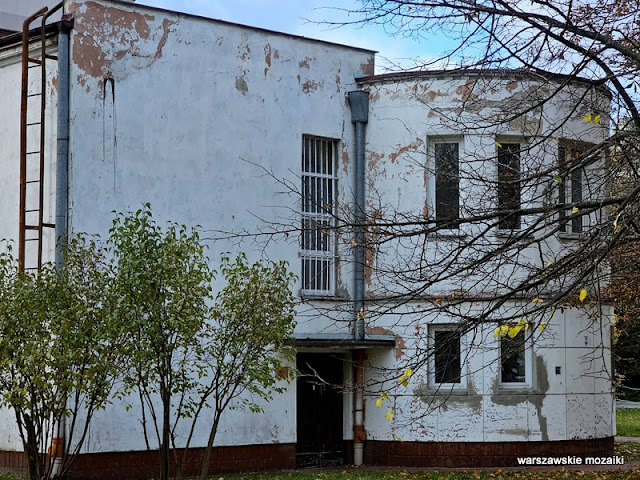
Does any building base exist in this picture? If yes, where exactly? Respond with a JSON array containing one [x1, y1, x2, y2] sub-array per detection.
[[364, 437, 615, 468], [0, 437, 615, 478], [0, 443, 296, 480]]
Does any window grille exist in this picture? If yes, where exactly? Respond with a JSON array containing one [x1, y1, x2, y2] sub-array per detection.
[[301, 136, 337, 294]]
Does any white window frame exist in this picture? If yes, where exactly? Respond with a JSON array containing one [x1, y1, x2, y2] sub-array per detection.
[[495, 140, 522, 232], [428, 324, 466, 390], [427, 136, 463, 229], [498, 326, 533, 388], [557, 143, 589, 236], [301, 135, 338, 295]]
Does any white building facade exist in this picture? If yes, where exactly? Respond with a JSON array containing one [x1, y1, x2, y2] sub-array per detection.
[[0, 0, 614, 477]]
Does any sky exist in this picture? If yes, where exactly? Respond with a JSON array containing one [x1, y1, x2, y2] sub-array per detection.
[[134, 0, 453, 72]]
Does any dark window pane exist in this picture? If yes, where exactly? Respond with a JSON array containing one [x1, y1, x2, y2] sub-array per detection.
[[571, 167, 583, 233], [558, 146, 567, 228], [434, 330, 461, 383], [501, 333, 526, 383], [497, 143, 521, 229], [435, 143, 460, 221]]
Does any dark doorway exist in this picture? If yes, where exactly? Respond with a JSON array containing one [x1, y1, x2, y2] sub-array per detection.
[[296, 353, 345, 468]]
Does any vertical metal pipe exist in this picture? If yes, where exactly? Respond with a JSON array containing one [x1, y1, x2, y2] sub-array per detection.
[[347, 90, 369, 342], [52, 20, 71, 477], [55, 23, 70, 268], [353, 350, 365, 465], [348, 90, 369, 466]]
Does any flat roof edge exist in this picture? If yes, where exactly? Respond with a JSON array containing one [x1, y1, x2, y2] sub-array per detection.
[[288, 333, 396, 349], [104, 0, 377, 55]]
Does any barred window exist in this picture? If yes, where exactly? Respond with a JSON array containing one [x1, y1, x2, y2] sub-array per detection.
[[301, 136, 337, 294]]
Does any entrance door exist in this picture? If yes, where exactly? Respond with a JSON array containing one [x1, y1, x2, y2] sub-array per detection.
[[296, 353, 345, 468]]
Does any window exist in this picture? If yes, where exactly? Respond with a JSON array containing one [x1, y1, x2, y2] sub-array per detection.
[[429, 326, 462, 386], [558, 145, 585, 234], [434, 142, 460, 222], [497, 143, 521, 230], [301, 136, 337, 294], [500, 327, 531, 386]]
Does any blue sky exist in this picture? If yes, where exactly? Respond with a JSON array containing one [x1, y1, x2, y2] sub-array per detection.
[[134, 0, 451, 72]]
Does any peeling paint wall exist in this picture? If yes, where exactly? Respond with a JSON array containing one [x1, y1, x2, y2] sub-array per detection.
[[60, 0, 374, 453], [358, 73, 614, 444], [364, 304, 614, 443]]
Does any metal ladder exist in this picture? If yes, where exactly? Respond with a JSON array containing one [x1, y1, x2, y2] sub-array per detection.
[[18, 4, 62, 272]]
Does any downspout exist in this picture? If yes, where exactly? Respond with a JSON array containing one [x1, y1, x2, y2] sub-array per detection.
[[52, 16, 72, 477], [347, 90, 369, 466]]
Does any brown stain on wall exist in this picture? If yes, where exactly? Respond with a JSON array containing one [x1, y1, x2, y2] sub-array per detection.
[[298, 57, 312, 68], [367, 150, 384, 171], [388, 138, 424, 163], [302, 80, 322, 93], [360, 56, 374, 76], [264, 43, 272, 76], [72, 2, 154, 80], [71, 1, 176, 94], [426, 90, 447, 101], [366, 326, 406, 360], [342, 150, 349, 174], [456, 79, 477, 102], [154, 18, 175, 59], [506, 81, 518, 92]]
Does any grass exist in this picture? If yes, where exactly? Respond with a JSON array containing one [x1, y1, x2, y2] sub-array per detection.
[[2, 444, 640, 480], [225, 469, 639, 480], [616, 442, 640, 462], [617, 409, 640, 437]]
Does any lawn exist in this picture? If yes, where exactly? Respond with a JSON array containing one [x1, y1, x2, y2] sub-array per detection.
[[1, 444, 639, 480], [226, 468, 637, 480], [617, 409, 640, 437]]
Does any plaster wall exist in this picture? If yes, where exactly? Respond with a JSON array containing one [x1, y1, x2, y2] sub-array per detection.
[[59, 0, 374, 452], [361, 74, 610, 298], [363, 304, 614, 443]]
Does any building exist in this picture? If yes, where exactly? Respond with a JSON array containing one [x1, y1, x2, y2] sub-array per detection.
[[0, 0, 614, 478]]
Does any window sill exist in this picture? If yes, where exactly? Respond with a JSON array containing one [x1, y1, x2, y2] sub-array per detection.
[[495, 384, 536, 393], [300, 293, 348, 302], [558, 232, 584, 241], [424, 384, 468, 394], [427, 230, 468, 239]]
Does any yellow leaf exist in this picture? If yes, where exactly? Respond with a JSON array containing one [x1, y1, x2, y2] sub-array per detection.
[[380, 392, 389, 400], [553, 174, 563, 184], [385, 411, 393, 421], [399, 376, 409, 387], [498, 324, 509, 337], [572, 207, 579, 214], [579, 289, 588, 302], [376, 398, 383, 408], [532, 298, 544, 303], [546, 260, 553, 267], [594, 114, 601, 125], [612, 157, 618, 162], [524, 322, 530, 332], [495, 141, 503, 148], [613, 212, 622, 228], [404, 368, 413, 378], [508, 325, 522, 338], [350, 237, 357, 246], [584, 113, 592, 122], [539, 323, 547, 332], [493, 326, 500, 339]]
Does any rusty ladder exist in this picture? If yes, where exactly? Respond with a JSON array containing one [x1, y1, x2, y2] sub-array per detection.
[[18, 4, 62, 272]]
